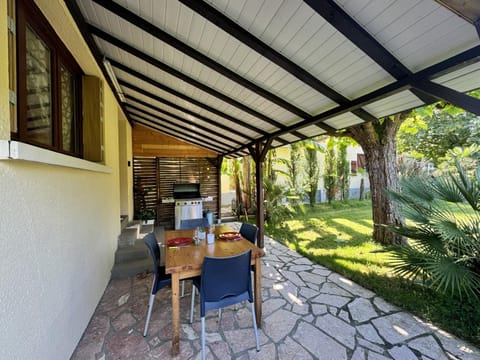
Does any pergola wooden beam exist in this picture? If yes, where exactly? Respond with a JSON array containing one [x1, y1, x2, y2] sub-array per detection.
[[116, 72, 260, 141], [413, 80, 480, 115], [125, 104, 233, 152], [180, 0, 367, 131], [224, 44, 480, 156], [91, 0, 329, 136], [305, 0, 437, 105]]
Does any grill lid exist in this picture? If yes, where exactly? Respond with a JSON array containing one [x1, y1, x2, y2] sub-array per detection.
[[173, 183, 201, 199]]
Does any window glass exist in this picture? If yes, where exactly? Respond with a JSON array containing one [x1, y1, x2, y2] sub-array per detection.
[[26, 26, 52, 145], [61, 64, 75, 152]]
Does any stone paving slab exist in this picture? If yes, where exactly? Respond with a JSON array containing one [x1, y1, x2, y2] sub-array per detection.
[[71, 223, 480, 359]]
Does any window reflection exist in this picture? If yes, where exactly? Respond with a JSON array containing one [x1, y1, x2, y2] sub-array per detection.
[[26, 26, 52, 146], [61, 65, 75, 152]]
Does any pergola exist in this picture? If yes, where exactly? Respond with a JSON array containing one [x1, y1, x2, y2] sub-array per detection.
[[66, 0, 480, 246]]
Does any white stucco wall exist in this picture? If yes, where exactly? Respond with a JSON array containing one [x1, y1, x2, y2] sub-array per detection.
[[0, 1, 129, 358]]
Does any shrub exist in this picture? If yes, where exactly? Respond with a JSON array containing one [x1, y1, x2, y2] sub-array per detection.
[[388, 160, 480, 299]]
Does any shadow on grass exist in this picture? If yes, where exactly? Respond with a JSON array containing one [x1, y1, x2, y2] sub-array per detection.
[[279, 221, 372, 251]]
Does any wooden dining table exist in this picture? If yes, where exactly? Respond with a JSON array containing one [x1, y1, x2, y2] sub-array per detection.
[[164, 224, 265, 355]]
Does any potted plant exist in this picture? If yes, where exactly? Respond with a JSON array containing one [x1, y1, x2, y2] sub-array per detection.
[[140, 209, 156, 225]]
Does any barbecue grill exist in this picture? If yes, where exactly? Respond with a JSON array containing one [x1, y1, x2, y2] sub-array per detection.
[[173, 183, 203, 230]]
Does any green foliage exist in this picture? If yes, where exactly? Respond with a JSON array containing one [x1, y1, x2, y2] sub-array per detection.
[[398, 93, 480, 166], [323, 137, 337, 203], [276, 142, 305, 203], [337, 139, 350, 200], [436, 144, 480, 175], [263, 176, 293, 227], [323, 137, 353, 202], [388, 161, 480, 299], [303, 139, 323, 207]]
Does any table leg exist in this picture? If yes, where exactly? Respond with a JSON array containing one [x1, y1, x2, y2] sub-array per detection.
[[254, 257, 262, 328], [171, 273, 180, 355]]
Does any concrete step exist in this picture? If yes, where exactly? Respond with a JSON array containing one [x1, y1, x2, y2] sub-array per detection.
[[111, 258, 153, 279], [114, 239, 149, 264], [118, 228, 139, 248], [139, 223, 154, 236], [120, 215, 129, 230]]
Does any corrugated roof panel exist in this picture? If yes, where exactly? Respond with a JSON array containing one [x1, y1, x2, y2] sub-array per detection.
[[127, 103, 242, 148], [338, 0, 479, 72], [87, 2, 302, 123], [432, 62, 480, 93], [363, 90, 424, 118], [296, 125, 327, 139], [76, 0, 479, 156], [140, 1, 333, 114], [280, 133, 303, 143], [271, 140, 284, 148], [323, 113, 364, 129], [98, 43, 283, 134], [206, 0, 393, 101], [118, 71, 261, 139]]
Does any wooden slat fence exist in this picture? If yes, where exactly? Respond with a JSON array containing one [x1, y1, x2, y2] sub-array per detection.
[[133, 157, 219, 228]]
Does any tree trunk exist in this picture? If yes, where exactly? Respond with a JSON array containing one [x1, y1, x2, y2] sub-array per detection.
[[348, 113, 409, 245], [359, 178, 364, 200]]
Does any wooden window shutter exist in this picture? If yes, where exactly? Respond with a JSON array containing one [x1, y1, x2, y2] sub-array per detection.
[[82, 76, 104, 162]]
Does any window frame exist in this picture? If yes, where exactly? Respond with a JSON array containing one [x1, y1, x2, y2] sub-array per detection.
[[15, 0, 83, 157]]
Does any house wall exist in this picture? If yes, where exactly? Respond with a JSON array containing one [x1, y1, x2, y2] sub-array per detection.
[[0, 1, 127, 359], [0, 0, 8, 140], [119, 112, 133, 218]]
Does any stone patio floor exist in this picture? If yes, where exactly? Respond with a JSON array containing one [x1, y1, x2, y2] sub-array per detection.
[[71, 223, 480, 360]]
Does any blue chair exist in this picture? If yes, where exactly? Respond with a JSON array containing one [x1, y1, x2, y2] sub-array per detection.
[[240, 223, 258, 244], [195, 250, 260, 360], [180, 217, 209, 230], [240, 223, 259, 275], [142, 232, 171, 337]]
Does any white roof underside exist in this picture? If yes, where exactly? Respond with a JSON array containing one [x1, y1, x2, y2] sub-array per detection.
[[73, 0, 480, 157]]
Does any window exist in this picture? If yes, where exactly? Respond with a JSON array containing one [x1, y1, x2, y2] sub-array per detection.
[[351, 160, 357, 175], [357, 154, 366, 170], [15, 0, 83, 157]]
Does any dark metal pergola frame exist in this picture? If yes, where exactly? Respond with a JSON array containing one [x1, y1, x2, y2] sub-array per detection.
[[65, 0, 480, 247]]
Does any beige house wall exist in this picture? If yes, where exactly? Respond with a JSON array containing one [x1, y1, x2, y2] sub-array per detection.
[[0, 1, 131, 359], [0, 0, 8, 139], [119, 111, 134, 218]]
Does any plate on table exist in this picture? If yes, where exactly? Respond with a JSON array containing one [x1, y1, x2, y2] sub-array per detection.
[[218, 232, 242, 241], [167, 237, 193, 247]]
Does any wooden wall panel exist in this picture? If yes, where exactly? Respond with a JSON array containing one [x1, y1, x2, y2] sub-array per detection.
[[132, 124, 218, 158], [133, 156, 219, 229], [133, 157, 157, 218]]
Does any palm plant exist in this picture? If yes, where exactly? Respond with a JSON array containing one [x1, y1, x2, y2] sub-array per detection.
[[388, 160, 480, 299]]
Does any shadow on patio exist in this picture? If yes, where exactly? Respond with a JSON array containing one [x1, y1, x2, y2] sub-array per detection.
[[72, 223, 479, 360]]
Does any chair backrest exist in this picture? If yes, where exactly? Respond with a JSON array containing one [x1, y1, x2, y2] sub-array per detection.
[[144, 232, 161, 277], [200, 250, 252, 316], [144, 232, 171, 294], [239, 223, 258, 244], [180, 217, 209, 230]]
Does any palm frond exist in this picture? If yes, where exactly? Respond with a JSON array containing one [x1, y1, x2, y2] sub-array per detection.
[[399, 176, 436, 203], [450, 160, 480, 211], [425, 257, 480, 299], [390, 246, 428, 280], [387, 161, 480, 300], [432, 175, 464, 203]]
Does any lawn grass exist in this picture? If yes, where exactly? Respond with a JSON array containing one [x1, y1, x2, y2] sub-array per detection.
[[264, 200, 480, 347]]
